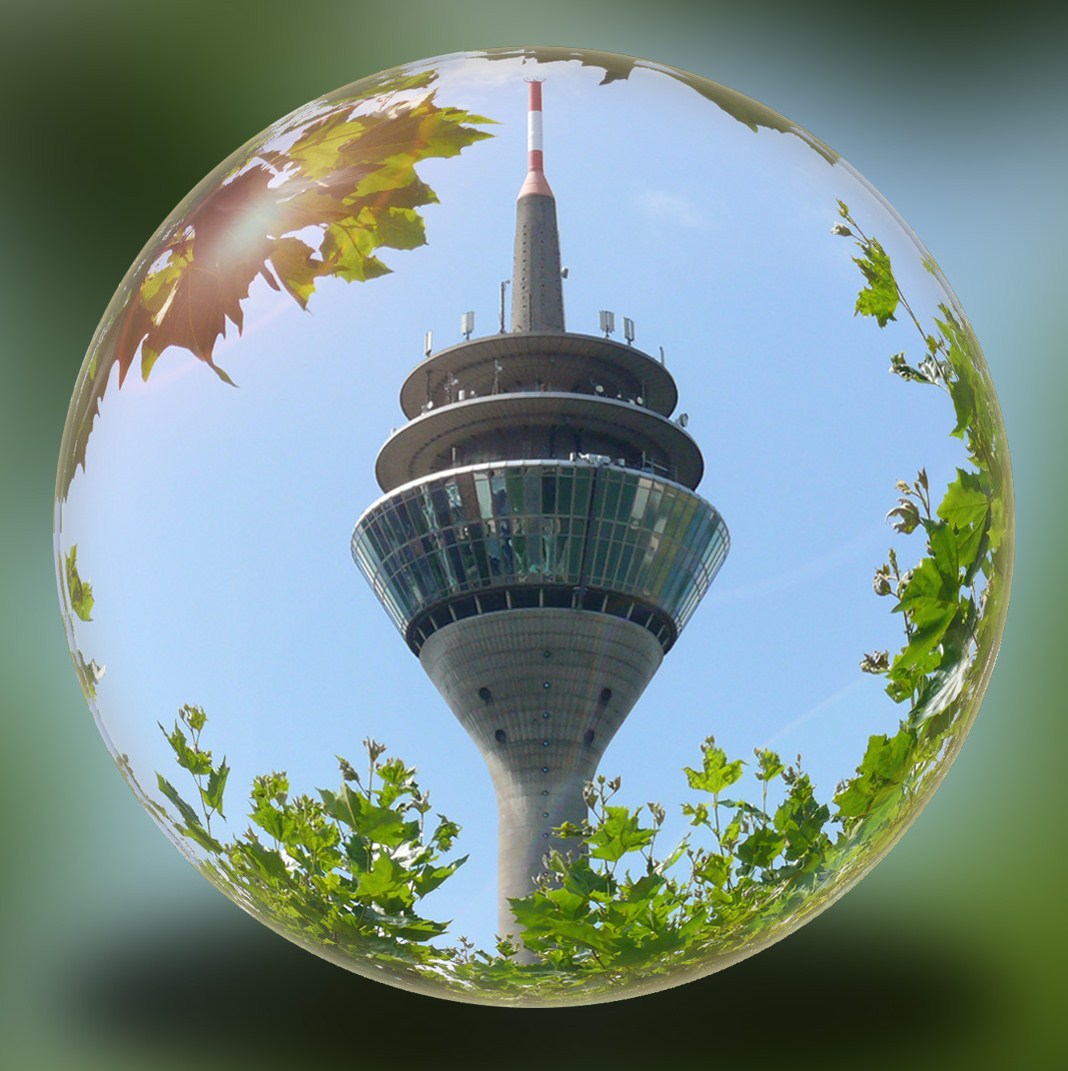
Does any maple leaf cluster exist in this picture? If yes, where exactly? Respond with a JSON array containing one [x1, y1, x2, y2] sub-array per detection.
[[62, 78, 492, 495], [116, 89, 492, 385]]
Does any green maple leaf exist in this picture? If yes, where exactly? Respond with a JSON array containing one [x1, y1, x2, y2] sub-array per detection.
[[586, 805, 656, 862], [685, 738, 744, 795], [937, 469, 991, 531], [736, 827, 785, 870], [852, 239, 899, 327], [64, 545, 94, 621]]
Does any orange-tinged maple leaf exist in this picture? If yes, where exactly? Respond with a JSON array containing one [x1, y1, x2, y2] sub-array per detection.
[[109, 95, 490, 386], [61, 84, 493, 496]]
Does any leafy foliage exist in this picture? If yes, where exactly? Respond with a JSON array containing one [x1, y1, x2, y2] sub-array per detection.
[[150, 720, 838, 994], [64, 545, 94, 621], [834, 201, 1007, 736], [72, 651, 103, 701], [153, 707, 466, 970], [62, 72, 493, 496], [850, 235, 899, 327], [62, 544, 104, 701], [502, 744, 833, 978]]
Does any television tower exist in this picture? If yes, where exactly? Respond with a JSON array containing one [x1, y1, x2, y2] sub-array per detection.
[[352, 82, 730, 945]]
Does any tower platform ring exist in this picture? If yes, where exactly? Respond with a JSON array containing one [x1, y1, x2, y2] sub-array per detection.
[[398, 333, 679, 419], [375, 392, 704, 492]]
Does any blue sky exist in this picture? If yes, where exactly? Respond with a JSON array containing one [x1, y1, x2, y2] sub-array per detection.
[[59, 53, 973, 950]]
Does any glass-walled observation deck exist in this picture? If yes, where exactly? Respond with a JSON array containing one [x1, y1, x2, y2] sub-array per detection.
[[352, 459, 729, 654]]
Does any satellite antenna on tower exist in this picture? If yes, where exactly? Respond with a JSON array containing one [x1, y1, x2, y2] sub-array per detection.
[[461, 311, 475, 340], [623, 317, 635, 344], [424, 331, 433, 358], [599, 310, 615, 337], [499, 280, 510, 333]]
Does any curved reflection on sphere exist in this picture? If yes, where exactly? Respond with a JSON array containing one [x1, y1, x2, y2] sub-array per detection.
[[55, 47, 1012, 1006]]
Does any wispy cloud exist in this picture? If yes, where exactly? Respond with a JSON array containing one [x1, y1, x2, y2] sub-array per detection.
[[760, 676, 870, 749], [637, 190, 709, 231]]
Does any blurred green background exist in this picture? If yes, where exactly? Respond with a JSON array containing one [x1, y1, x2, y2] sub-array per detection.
[[1, 1, 1063, 1067]]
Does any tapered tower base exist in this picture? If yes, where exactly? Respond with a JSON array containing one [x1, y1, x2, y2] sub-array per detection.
[[419, 608, 663, 941]]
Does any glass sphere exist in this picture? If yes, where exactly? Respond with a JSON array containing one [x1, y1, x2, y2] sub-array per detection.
[[55, 47, 1012, 1006]]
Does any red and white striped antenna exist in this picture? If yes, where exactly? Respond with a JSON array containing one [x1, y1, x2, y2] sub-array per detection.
[[518, 79, 553, 199]]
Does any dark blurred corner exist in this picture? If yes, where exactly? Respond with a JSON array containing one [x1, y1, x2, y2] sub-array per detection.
[[61, 904, 1006, 1071]]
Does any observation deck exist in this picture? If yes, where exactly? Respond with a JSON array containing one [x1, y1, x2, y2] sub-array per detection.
[[354, 458, 729, 655]]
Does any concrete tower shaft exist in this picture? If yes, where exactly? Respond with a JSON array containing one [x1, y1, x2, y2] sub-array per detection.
[[511, 81, 565, 333], [418, 609, 663, 939]]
